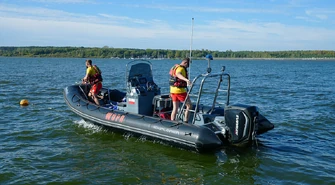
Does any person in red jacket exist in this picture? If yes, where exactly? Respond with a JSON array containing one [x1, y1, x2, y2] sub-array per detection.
[[82, 59, 103, 105], [169, 58, 192, 122]]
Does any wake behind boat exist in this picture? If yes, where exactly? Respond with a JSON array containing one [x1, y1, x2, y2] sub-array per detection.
[[63, 57, 274, 152]]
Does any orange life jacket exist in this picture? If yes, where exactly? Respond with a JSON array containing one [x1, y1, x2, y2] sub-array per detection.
[[169, 64, 188, 87], [89, 65, 103, 84]]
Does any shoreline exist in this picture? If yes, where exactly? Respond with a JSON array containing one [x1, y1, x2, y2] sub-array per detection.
[[214, 57, 335, 60], [1, 56, 335, 61], [212, 57, 335, 60]]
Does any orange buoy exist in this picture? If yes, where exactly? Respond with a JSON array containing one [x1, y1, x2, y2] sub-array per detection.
[[20, 99, 29, 106]]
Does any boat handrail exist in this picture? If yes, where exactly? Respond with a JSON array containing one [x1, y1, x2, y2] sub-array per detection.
[[79, 84, 90, 100], [177, 69, 230, 124]]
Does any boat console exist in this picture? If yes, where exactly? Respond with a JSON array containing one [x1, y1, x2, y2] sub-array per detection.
[[122, 60, 161, 116]]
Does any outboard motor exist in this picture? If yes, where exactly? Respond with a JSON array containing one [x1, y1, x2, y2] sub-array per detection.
[[224, 104, 258, 147]]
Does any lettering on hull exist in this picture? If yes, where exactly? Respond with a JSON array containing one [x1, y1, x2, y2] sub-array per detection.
[[105, 112, 125, 123], [152, 125, 180, 135], [235, 114, 239, 135]]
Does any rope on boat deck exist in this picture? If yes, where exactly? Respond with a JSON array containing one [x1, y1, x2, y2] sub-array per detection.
[[71, 94, 80, 103], [150, 117, 183, 129], [152, 118, 164, 123], [72, 94, 100, 111], [134, 115, 146, 120], [86, 104, 100, 111], [72, 94, 89, 107], [170, 122, 183, 128]]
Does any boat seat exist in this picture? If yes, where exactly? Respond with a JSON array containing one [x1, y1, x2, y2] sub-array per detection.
[[152, 94, 172, 109], [98, 89, 126, 102], [196, 105, 225, 115], [152, 94, 172, 118], [98, 89, 108, 98]]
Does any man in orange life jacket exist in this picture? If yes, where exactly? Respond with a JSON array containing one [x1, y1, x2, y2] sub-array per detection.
[[82, 59, 103, 105], [169, 57, 192, 123]]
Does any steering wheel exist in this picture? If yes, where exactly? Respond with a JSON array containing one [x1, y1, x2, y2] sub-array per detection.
[[146, 81, 158, 91]]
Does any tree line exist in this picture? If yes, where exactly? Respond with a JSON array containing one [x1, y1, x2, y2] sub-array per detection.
[[1, 46, 335, 59]]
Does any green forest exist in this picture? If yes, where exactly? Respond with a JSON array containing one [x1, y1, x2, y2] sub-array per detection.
[[1, 46, 335, 59]]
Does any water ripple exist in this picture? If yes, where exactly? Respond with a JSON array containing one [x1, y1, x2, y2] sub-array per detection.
[[1, 58, 335, 184]]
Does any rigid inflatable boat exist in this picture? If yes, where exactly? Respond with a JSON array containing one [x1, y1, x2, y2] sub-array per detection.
[[63, 57, 274, 152]]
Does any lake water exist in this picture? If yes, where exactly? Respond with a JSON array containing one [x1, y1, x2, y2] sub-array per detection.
[[0, 57, 334, 184]]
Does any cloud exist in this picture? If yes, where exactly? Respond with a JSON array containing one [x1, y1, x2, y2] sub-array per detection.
[[1, 14, 193, 49], [0, 3, 87, 21], [30, 0, 96, 4], [1, 2, 335, 50], [305, 9, 334, 20], [205, 19, 333, 41], [98, 14, 150, 25], [124, 4, 281, 14]]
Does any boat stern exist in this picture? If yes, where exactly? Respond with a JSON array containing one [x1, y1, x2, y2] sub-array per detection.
[[224, 104, 258, 147], [195, 127, 224, 152]]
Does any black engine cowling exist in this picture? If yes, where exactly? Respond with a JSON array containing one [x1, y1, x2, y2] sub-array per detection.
[[224, 104, 258, 147]]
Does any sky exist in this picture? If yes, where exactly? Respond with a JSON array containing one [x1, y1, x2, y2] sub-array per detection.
[[1, 0, 335, 51]]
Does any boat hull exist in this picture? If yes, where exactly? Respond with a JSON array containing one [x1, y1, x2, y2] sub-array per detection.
[[64, 85, 223, 152]]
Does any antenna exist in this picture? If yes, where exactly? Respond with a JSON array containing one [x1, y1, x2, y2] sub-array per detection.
[[189, 18, 194, 80]]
